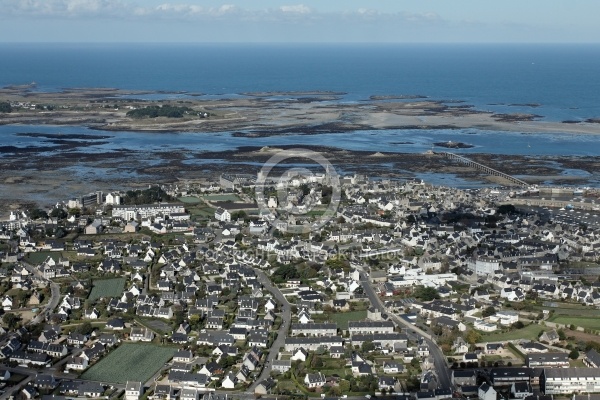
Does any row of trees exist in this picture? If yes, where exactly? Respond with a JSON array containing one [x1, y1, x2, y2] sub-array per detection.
[[0, 101, 11, 113], [121, 187, 173, 205]]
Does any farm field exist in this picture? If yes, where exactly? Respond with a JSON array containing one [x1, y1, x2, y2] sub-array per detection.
[[328, 310, 367, 330], [88, 278, 126, 301], [549, 315, 600, 330], [480, 324, 541, 342], [534, 302, 600, 317], [178, 196, 201, 204], [201, 194, 241, 202], [81, 343, 175, 384]]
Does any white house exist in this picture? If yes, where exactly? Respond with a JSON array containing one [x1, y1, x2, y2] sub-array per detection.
[[84, 308, 99, 320], [290, 348, 308, 362], [221, 373, 238, 389], [489, 311, 519, 326], [304, 372, 326, 388], [478, 383, 496, 400], [215, 208, 231, 222], [66, 356, 88, 371], [474, 319, 497, 332], [124, 381, 142, 400], [2, 296, 13, 311]]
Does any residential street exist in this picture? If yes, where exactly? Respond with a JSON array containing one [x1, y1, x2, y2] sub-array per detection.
[[357, 270, 452, 390], [248, 269, 291, 391], [21, 261, 60, 324]]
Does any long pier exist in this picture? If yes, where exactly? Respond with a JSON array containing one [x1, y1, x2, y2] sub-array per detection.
[[442, 152, 529, 187]]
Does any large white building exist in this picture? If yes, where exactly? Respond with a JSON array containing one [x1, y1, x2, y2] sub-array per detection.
[[542, 368, 600, 394], [105, 192, 121, 205], [214, 207, 231, 222], [112, 203, 185, 220], [467, 256, 501, 276]]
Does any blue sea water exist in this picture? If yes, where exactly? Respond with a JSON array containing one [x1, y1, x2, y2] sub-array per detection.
[[1, 43, 600, 198], [2, 43, 600, 121]]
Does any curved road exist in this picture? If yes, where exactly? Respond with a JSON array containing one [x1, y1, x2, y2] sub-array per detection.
[[21, 261, 61, 324], [358, 270, 452, 390], [248, 269, 291, 392]]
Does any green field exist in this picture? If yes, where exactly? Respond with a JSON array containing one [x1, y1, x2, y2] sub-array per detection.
[[178, 196, 202, 204], [88, 278, 126, 301], [202, 194, 241, 201], [480, 324, 541, 342], [549, 315, 600, 330], [25, 251, 59, 265], [81, 343, 175, 384], [533, 302, 600, 318], [329, 310, 367, 330], [187, 205, 215, 218]]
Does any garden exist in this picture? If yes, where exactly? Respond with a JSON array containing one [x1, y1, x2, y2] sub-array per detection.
[[81, 343, 175, 384]]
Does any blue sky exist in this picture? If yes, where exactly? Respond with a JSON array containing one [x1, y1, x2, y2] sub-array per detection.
[[1, 0, 597, 43]]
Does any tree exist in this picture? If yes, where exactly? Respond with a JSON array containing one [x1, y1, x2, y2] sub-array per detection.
[[512, 321, 525, 329], [558, 329, 567, 341], [0, 101, 11, 113], [497, 204, 516, 215], [28, 208, 48, 220], [2, 313, 20, 329], [272, 264, 299, 282], [311, 356, 324, 368], [414, 286, 440, 301], [219, 355, 237, 369], [482, 306, 496, 318], [76, 321, 94, 335], [465, 330, 482, 345], [569, 349, 580, 360], [361, 340, 375, 353], [50, 207, 68, 220]]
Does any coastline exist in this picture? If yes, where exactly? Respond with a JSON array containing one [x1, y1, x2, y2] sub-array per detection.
[[1, 87, 599, 136], [0, 86, 599, 212]]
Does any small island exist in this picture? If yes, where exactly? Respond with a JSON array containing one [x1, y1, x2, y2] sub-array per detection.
[[434, 141, 474, 149]]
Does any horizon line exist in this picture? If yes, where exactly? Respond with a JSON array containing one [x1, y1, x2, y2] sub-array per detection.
[[1, 41, 600, 45]]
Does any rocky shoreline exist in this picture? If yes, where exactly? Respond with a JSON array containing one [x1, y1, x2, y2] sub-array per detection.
[[1, 86, 600, 136]]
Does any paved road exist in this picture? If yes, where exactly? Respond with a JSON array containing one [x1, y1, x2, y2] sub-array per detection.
[[21, 261, 61, 324], [357, 270, 452, 390], [0, 375, 32, 400], [248, 269, 291, 392]]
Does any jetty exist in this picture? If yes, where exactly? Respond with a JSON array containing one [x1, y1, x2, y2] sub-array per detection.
[[442, 152, 529, 187]]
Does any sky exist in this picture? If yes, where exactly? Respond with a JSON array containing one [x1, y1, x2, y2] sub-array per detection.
[[1, 0, 598, 43]]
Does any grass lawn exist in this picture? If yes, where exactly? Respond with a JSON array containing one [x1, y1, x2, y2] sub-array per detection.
[[201, 194, 241, 202], [81, 343, 175, 384], [25, 251, 57, 265], [533, 302, 600, 317], [188, 205, 215, 218], [320, 368, 347, 378], [277, 380, 299, 392], [322, 357, 346, 369], [549, 315, 600, 330], [480, 324, 541, 342], [570, 359, 586, 368], [136, 318, 172, 335], [178, 196, 202, 204], [329, 310, 367, 329], [88, 278, 126, 301]]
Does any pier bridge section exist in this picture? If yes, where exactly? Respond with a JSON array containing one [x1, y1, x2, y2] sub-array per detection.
[[442, 152, 529, 187]]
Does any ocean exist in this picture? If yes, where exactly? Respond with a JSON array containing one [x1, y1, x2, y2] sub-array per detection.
[[1, 43, 600, 200], [2, 43, 600, 122]]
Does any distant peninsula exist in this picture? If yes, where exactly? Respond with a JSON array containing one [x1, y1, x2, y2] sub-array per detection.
[[1, 86, 600, 136]]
